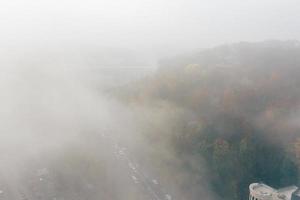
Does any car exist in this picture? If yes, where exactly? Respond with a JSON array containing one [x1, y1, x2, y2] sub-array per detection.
[[131, 175, 139, 183], [118, 150, 124, 155], [128, 162, 136, 170], [165, 194, 172, 200]]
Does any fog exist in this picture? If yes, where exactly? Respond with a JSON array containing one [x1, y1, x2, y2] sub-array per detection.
[[1, 65, 154, 199], [1, 0, 300, 56], [0, 1, 300, 200]]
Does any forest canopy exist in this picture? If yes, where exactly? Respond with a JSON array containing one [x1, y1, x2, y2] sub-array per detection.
[[114, 41, 300, 200]]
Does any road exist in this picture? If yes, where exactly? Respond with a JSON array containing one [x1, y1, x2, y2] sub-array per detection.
[[0, 131, 175, 200], [101, 131, 174, 200]]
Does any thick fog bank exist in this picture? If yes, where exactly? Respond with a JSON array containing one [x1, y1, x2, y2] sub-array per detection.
[[0, 49, 156, 199]]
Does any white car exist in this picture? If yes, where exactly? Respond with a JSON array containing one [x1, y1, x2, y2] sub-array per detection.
[[118, 150, 124, 155], [165, 194, 172, 200], [128, 162, 137, 170], [131, 175, 139, 183]]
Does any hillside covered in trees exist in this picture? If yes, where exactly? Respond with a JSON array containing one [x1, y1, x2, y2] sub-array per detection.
[[114, 41, 300, 200]]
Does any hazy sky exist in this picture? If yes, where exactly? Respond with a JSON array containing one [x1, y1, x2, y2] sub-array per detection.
[[0, 0, 299, 54]]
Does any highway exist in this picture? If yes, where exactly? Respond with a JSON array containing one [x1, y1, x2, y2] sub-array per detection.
[[0, 131, 175, 200], [101, 131, 174, 200]]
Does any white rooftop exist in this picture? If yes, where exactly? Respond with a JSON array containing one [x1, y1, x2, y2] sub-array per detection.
[[250, 183, 275, 197], [250, 183, 298, 200]]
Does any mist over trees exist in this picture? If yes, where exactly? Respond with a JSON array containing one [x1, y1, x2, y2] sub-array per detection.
[[0, 40, 299, 200], [114, 40, 300, 200], [1, 0, 300, 199]]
